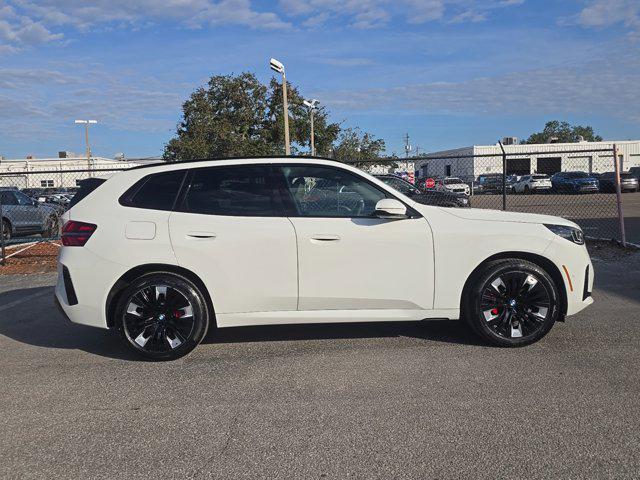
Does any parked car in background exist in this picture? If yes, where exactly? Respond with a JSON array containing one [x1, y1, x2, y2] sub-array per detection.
[[551, 172, 599, 193], [55, 157, 594, 360], [506, 175, 522, 190], [629, 167, 640, 182], [597, 172, 639, 192], [375, 174, 469, 208], [0, 188, 61, 240], [512, 174, 552, 194], [476, 174, 504, 194], [436, 177, 470, 196]]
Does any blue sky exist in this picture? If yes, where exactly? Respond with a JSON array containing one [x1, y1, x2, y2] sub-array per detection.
[[0, 0, 638, 158]]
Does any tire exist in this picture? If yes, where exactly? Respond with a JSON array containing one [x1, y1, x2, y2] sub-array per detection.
[[462, 259, 559, 347], [41, 215, 58, 238], [114, 272, 211, 360], [1, 218, 10, 241], [524, 185, 530, 195]]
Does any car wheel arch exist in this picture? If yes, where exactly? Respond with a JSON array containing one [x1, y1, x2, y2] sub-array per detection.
[[460, 251, 567, 319], [105, 263, 216, 330]]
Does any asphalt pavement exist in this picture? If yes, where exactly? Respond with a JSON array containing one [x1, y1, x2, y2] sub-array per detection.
[[1, 251, 639, 479]]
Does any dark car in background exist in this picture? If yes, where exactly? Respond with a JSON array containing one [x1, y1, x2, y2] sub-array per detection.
[[375, 174, 469, 208], [0, 188, 61, 240], [597, 172, 639, 192], [626, 166, 640, 183], [476, 174, 504, 194], [551, 171, 599, 193]]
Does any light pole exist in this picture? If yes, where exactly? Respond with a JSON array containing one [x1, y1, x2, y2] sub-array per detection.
[[303, 99, 319, 156], [74, 119, 97, 172], [269, 58, 290, 155]]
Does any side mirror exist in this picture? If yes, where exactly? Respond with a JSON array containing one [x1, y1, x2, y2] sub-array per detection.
[[374, 199, 407, 219]]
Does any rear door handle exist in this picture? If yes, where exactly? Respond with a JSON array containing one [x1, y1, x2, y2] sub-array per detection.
[[310, 234, 340, 242], [186, 231, 216, 239]]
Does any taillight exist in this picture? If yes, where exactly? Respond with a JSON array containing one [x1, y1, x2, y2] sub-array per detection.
[[61, 221, 97, 247]]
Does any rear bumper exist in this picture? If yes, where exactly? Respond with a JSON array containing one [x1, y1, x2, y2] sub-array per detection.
[[55, 247, 127, 329]]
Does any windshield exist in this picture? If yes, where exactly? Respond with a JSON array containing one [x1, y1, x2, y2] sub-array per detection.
[[443, 178, 463, 185], [379, 176, 411, 193]]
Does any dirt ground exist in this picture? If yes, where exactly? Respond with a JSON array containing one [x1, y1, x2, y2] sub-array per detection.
[[0, 242, 59, 275]]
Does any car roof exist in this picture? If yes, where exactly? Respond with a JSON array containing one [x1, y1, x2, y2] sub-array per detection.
[[127, 155, 344, 172]]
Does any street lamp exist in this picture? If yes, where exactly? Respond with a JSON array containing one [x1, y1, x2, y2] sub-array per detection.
[[269, 58, 291, 155], [303, 99, 319, 156]]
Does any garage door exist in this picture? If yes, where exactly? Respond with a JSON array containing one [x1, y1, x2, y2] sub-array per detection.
[[537, 157, 561, 175], [506, 158, 530, 175]]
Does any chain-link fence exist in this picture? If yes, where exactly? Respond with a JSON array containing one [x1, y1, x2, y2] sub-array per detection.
[[0, 150, 635, 269], [399, 145, 633, 244]]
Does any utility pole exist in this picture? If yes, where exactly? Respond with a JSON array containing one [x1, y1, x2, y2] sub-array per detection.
[[74, 120, 97, 175], [403, 133, 412, 158]]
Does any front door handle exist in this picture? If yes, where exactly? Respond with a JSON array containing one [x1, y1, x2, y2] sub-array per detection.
[[187, 231, 216, 239], [310, 234, 341, 242]]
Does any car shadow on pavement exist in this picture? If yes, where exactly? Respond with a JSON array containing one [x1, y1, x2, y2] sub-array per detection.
[[0, 286, 139, 361], [0, 286, 484, 361], [204, 319, 484, 347]]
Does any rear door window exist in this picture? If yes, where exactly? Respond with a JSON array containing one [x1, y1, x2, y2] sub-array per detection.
[[180, 165, 280, 216], [0, 191, 18, 205]]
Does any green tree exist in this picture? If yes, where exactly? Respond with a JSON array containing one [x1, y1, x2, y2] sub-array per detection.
[[524, 120, 603, 144], [163, 72, 274, 161], [332, 127, 387, 168], [163, 72, 343, 160]]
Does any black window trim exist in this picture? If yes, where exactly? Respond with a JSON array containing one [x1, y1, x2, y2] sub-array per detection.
[[273, 163, 422, 219]]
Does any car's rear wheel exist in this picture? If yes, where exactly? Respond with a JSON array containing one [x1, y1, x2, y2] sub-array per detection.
[[463, 259, 559, 347], [1, 219, 10, 241], [41, 215, 59, 238], [115, 272, 210, 360]]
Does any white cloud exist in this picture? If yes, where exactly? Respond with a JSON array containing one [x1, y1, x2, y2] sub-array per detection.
[[0, 0, 290, 53], [317, 47, 640, 124], [561, 0, 640, 32], [278, 0, 524, 28]]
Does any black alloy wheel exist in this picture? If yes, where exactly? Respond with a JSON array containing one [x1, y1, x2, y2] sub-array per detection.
[[464, 259, 559, 347], [116, 273, 210, 360]]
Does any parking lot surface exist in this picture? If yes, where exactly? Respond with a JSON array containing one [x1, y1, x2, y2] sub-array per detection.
[[1, 251, 639, 479]]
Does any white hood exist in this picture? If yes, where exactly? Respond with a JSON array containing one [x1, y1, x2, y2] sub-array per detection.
[[422, 206, 579, 228]]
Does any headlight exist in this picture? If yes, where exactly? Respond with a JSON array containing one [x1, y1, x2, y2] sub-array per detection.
[[544, 224, 584, 245]]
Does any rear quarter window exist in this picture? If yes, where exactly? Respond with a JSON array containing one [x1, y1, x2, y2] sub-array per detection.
[[120, 171, 187, 211]]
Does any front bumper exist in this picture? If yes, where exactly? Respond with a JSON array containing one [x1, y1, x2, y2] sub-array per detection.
[[543, 238, 594, 316], [576, 184, 599, 192]]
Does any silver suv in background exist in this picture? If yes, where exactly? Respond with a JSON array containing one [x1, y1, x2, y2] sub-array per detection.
[[0, 188, 61, 240]]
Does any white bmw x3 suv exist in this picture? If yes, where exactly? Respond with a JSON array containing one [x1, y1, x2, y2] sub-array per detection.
[[55, 158, 594, 360]]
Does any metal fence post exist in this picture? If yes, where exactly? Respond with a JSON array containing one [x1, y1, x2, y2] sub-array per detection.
[[0, 190, 5, 266], [498, 141, 507, 211], [612, 143, 626, 246]]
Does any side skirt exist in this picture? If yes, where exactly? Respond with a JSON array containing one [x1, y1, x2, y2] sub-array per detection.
[[216, 308, 460, 328]]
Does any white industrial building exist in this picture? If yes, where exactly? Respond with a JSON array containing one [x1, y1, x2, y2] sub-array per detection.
[[414, 140, 640, 181], [0, 154, 147, 189]]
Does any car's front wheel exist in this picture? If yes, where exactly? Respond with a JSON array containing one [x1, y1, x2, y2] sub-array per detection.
[[463, 259, 559, 347], [115, 272, 210, 360]]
